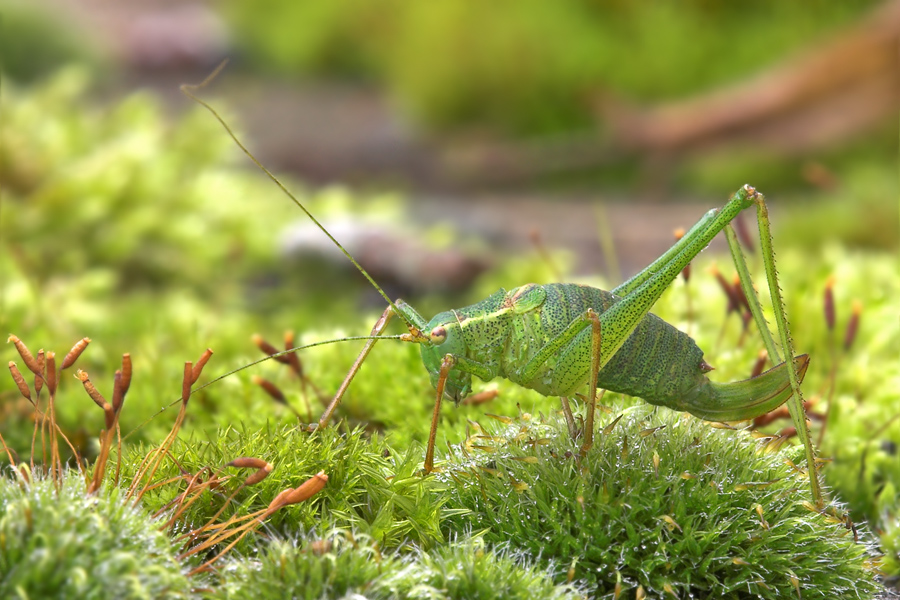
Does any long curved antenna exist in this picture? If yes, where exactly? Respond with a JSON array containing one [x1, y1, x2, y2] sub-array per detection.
[[180, 62, 417, 332]]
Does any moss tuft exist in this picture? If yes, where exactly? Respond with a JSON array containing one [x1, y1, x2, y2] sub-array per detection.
[[441, 403, 880, 598], [213, 533, 582, 599], [0, 471, 193, 599], [122, 424, 450, 551]]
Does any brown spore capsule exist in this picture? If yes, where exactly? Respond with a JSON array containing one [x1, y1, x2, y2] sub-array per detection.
[[181, 362, 193, 405], [227, 457, 270, 470], [120, 353, 133, 395], [8, 335, 40, 376], [253, 334, 290, 364], [76, 370, 110, 410], [191, 349, 213, 384], [283, 471, 328, 504], [61, 338, 91, 370], [252, 375, 287, 404], [9, 361, 32, 401], [751, 349, 768, 378], [823, 275, 836, 332], [46, 352, 57, 396], [843, 300, 862, 351], [34, 350, 45, 395]]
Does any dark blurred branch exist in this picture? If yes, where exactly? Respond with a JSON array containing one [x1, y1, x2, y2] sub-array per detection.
[[604, 0, 900, 155], [450, 0, 900, 186]]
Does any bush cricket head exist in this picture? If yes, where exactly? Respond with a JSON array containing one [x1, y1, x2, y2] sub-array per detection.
[[418, 310, 473, 403]]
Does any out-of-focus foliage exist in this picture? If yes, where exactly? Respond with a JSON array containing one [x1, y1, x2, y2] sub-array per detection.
[[775, 165, 899, 252], [0, 68, 280, 293], [883, 519, 900, 579], [0, 71, 410, 459], [225, 0, 879, 135], [0, 69, 477, 459], [0, 3, 96, 83]]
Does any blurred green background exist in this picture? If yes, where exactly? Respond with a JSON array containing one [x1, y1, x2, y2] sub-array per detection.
[[1, 0, 898, 591]]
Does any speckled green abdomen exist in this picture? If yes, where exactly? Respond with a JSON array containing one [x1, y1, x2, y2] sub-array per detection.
[[500, 283, 708, 405]]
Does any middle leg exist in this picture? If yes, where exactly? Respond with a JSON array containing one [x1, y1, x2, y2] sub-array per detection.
[[580, 309, 602, 457]]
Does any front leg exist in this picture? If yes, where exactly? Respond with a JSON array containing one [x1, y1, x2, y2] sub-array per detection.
[[423, 353, 494, 473]]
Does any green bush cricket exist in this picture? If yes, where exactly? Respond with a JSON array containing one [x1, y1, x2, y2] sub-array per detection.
[[182, 79, 823, 509]]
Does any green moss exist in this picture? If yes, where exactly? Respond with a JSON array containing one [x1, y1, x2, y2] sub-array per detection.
[[441, 405, 880, 598], [121, 425, 450, 551], [211, 534, 400, 600], [882, 518, 900, 579], [225, 0, 878, 136], [212, 534, 581, 599], [0, 4, 95, 83], [0, 471, 193, 599]]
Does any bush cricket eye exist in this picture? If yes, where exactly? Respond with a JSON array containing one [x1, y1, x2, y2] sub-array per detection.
[[430, 326, 447, 345]]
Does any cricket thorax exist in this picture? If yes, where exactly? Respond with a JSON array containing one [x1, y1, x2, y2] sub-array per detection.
[[452, 288, 517, 377], [495, 283, 709, 404]]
